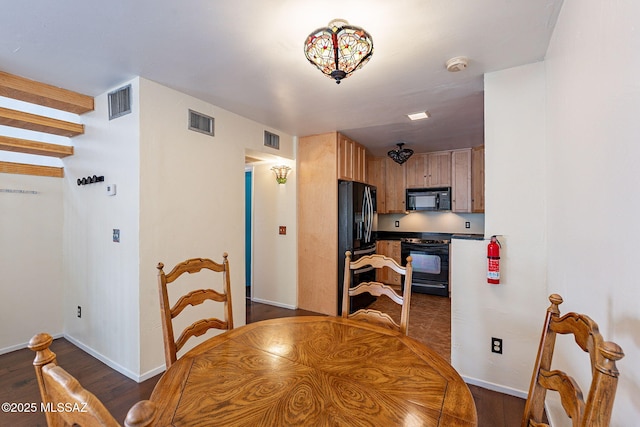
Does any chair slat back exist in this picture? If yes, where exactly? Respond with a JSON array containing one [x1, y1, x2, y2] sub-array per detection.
[[342, 251, 413, 334], [157, 254, 234, 368], [29, 333, 156, 427], [522, 294, 624, 427]]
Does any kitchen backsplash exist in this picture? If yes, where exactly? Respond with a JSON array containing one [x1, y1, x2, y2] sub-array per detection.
[[376, 212, 485, 234]]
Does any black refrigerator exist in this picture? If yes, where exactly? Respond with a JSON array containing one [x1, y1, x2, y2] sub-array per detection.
[[337, 180, 377, 314]]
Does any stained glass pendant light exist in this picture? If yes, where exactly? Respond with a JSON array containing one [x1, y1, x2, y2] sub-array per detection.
[[387, 143, 414, 164], [304, 19, 374, 84]]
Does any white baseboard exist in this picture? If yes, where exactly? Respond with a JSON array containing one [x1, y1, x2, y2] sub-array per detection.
[[63, 335, 139, 382], [64, 335, 164, 383], [139, 365, 166, 382], [4, 333, 166, 383], [250, 297, 297, 310], [0, 332, 64, 356], [462, 375, 528, 399]]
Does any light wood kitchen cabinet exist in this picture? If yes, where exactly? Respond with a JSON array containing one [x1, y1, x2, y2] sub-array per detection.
[[427, 151, 452, 187], [376, 240, 402, 286], [405, 153, 427, 188], [471, 145, 485, 213], [367, 156, 386, 213], [338, 134, 367, 183], [297, 132, 340, 316], [384, 157, 406, 213], [451, 148, 472, 212], [405, 151, 451, 188]]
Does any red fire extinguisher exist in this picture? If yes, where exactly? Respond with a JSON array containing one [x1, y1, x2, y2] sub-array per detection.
[[487, 235, 501, 284]]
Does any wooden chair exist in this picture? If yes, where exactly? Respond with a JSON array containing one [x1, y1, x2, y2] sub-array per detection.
[[522, 294, 624, 427], [29, 333, 156, 427], [341, 251, 413, 334], [157, 253, 234, 368]]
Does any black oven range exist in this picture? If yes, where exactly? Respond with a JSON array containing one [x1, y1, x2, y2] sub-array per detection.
[[400, 237, 450, 297]]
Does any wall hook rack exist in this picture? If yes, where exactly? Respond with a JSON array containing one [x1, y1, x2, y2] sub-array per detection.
[[77, 175, 105, 186]]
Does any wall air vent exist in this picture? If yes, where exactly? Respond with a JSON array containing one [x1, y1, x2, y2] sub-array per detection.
[[108, 85, 132, 120], [188, 110, 215, 137], [264, 131, 280, 149]]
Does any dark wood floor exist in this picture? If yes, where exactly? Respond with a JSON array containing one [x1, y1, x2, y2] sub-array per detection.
[[0, 296, 524, 426]]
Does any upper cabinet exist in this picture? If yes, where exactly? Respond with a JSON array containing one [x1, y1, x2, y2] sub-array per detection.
[[384, 157, 406, 213], [367, 156, 386, 213], [338, 134, 367, 183], [368, 145, 484, 215], [471, 145, 485, 213], [367, 156, 404, 214], [405, 151, 452, 188], [451, 149, 472, 213]]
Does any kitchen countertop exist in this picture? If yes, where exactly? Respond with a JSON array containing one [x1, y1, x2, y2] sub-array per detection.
[[375, 231, 484, 241], [451, 233, 485, 240]]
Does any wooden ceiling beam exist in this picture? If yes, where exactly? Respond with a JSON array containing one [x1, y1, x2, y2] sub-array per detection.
[[0, 107, 84, 137], [0, 135, 73, 158], [0, 161, 63, 178], [0, 71, 94, 114]]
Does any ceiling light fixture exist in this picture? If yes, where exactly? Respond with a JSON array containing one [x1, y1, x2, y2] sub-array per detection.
[[387, 143, 414, 165], [407, 111, 430, 121], [304, 19, 374, 84]]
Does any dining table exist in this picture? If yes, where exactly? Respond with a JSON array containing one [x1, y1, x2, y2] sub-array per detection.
[[150, 316, 477, 426]]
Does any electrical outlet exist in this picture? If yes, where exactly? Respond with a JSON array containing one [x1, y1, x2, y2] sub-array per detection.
[[77, 306, 82, 318], [492, 337, 503, 354], [465, 221, 471, 229], [279, 226, 286, 235]]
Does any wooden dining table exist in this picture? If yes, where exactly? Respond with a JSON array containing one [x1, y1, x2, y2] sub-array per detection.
[[150, 316, 477, 426]]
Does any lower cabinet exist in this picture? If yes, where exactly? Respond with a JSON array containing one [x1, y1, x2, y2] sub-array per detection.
[[376, 240, 402, 286]]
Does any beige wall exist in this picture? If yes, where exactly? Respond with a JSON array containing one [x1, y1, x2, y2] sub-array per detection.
[[0, 76, 297, 381], [250, 161, 297, 309], [0, 174, 64, 352], [543, 1, 640, 423], [138, 78, 296, 376], [453, 1, 640, 424], [451, 61, 548, 397], [62, 78, 142, 377]]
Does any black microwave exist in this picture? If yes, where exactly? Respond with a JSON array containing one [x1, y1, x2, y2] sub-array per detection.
[[406, 187, 451, 211]]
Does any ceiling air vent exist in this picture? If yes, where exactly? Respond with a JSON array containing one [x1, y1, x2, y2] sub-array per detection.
[[188, 110, 215, 137], [108, 84, 132, 120], [264, 131, 280, 149]]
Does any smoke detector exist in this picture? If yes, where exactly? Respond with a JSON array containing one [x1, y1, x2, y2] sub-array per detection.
[[446, 56, 469, 72]]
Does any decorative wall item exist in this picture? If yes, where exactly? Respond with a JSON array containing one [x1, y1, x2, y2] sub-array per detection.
[[77, 175, 105, 186], [271, 165, 291, 184]]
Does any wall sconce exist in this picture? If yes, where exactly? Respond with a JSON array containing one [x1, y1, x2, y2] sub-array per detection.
[[271, 165, 291, 184]]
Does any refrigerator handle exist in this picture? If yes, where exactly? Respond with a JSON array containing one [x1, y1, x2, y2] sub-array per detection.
[[364, 186, 373, 243], [362, 187, 368, 242]]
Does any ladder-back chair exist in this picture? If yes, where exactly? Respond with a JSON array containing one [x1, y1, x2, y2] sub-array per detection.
[[29, 333, 156, 427], [522, 294, 624, 427], [157, 253, 234, 368], [342, 251, 413, 334]]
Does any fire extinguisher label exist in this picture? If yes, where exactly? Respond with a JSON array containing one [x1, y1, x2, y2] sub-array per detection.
[[488, 259, 500, 279]]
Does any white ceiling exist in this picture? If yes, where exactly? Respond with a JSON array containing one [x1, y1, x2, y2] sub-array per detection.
[[0, 0, 563, 156]]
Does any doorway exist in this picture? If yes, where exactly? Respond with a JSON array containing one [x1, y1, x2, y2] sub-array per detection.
[[244, 169, 252, 299]]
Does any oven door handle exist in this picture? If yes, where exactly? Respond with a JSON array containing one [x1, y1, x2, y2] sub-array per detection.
[[353, 246, 376, 256], [353, 266, 375, 275]]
